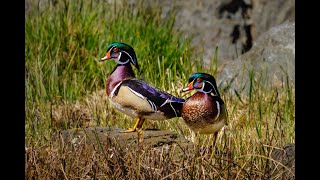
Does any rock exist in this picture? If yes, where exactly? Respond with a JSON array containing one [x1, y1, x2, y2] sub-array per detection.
[[217, 21, 295, 94], [60, 127, 192, 150], [251, 0, 295, 36], [152, 0, 295, 65], [270, 143, 295, 179]]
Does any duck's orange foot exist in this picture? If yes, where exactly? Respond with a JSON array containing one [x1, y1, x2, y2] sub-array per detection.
[[122, 117, 145, 133], [123, 127, 137, 133]]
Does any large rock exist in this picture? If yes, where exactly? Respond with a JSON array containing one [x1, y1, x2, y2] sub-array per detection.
[[155, 0, 295, 65], [217, 21, 295, 94], [251, 0, 295, 37]]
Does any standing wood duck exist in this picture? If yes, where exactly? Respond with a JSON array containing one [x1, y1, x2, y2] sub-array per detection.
[[99, 42, 185, 132], [180, 73, 227, 146]]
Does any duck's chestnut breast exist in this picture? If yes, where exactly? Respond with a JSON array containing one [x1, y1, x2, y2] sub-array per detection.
[[181, 92, 220, 123]]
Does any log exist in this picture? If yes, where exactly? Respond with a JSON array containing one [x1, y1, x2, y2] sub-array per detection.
[[59, 127, 192, 151]]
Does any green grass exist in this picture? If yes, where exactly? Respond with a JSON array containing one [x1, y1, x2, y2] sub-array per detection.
[[25, 0, 204, 140], [25, 0, 295, 179]]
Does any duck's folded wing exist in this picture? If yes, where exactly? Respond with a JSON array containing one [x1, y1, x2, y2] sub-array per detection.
[[113, 78, 184, 116]]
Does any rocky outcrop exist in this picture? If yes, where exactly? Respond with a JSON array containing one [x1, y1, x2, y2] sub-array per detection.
[[217, 21, 295, 94], [156, 0, 295, 65]]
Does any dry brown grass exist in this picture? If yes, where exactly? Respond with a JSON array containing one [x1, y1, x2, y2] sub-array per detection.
[[25, 130, 294, 179], [25, 80, 295, 179], [50, 90, 107, 129]]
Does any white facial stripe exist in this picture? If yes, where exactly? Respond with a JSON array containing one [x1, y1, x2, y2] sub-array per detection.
[[115, 52, 130, 65], [110, 46, 116, 51], [200, 82, 205, 91], [196, 81, 212, 94], [109, 46, 130, 65], [214, 101, 220, 121], [206, 81, 218, 95], [122, 50, 134, 64], [117, 51, 121, 61]]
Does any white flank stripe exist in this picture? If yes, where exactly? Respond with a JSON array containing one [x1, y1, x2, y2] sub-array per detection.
[[160, 98, 174, 107], [127, 87, 145, 99], [148, 100, 157, 111], [214, 101, 221, 121], [110, 81, 123, 98]]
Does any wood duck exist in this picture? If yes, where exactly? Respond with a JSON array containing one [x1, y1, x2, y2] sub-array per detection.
[[180, 73, 227, 146], [99, 42, 185, 132]]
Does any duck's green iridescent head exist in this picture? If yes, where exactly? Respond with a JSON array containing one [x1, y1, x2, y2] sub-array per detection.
[[99, 42, 139, 70], [181, 72, 220, 96]]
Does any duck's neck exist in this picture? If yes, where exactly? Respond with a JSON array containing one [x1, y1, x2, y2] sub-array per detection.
[[196, 91, 212, 97], [190, 91, 213, 101], [106, 64, 135, 96]]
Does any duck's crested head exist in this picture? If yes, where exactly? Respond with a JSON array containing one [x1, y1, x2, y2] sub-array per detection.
[[180, 72, 220, 96], [99, 42, 139, 70]]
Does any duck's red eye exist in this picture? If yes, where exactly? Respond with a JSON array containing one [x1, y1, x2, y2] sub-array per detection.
[[113, 47, 119, 52], [196, 78, 202, 82]]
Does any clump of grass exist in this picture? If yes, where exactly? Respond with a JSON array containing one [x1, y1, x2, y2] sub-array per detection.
[[25, 0, 295, 179]]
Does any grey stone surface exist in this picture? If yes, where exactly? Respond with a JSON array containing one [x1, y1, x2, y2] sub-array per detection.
[[251, 0, 295, 36], [217, 21, 295, 94], [153, 0, 295, 65], [270, 143, 295, 179]]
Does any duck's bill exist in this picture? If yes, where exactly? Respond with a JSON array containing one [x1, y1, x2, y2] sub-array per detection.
[[180, 82, 194, 93], [180, 87, 192, 93], [99, 51, 111, 61]]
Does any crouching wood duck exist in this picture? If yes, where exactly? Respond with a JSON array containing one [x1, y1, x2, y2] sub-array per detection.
[[180, 73, 228, 146], [99, 42, 185, 132]]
